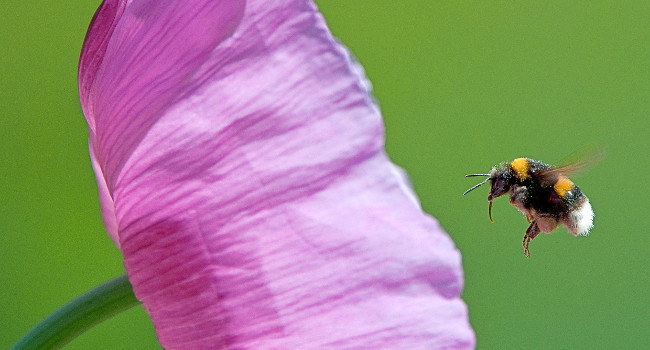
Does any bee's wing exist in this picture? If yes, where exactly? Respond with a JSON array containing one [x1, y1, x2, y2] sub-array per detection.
[[537, 151, 604, 186]]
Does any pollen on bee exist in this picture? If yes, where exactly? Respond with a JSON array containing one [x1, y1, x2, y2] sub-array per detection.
[[510, 158, 530, 180], [554, 176, 574, 197]]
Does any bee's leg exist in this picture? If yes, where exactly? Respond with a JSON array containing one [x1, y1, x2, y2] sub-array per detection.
[[522, 221, 541, 258], [525, 214, 533, 224]]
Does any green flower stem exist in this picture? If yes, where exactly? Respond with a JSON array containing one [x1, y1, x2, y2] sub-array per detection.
[[11, 274, 140, 350]]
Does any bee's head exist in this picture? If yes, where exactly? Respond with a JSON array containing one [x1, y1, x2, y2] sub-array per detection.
[[487, 166, 514, 201], [464, 164, 514, 223], [463, 164, 513, 199]]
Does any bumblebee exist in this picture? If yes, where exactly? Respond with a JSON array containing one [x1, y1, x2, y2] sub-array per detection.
[[464, 158, 594, 257]]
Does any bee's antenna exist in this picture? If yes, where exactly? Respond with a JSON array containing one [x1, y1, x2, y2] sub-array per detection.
[[463, 176, 490, 195]]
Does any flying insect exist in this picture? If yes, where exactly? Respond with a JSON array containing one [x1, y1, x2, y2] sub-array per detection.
[[464, 157, 595, 257]]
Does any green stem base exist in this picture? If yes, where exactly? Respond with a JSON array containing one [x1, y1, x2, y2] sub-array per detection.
[[11, 274, 140, 350]]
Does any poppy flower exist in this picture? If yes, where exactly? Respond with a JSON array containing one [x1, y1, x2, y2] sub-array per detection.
[[79, 0, 475, 348]]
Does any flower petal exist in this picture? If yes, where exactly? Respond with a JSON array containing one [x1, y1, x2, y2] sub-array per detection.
[[80, 1, 475, 349], [79, 0, 246, 189]]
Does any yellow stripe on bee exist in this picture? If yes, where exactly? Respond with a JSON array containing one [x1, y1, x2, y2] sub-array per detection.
[[510, 158, 530, 180], [554, 176, 574, 197]]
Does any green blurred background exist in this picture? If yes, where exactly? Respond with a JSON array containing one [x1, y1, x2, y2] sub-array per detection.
[[2, 1, 648, 349]]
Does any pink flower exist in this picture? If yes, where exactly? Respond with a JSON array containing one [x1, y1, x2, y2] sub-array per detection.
[[79, 1, 474, 349]]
